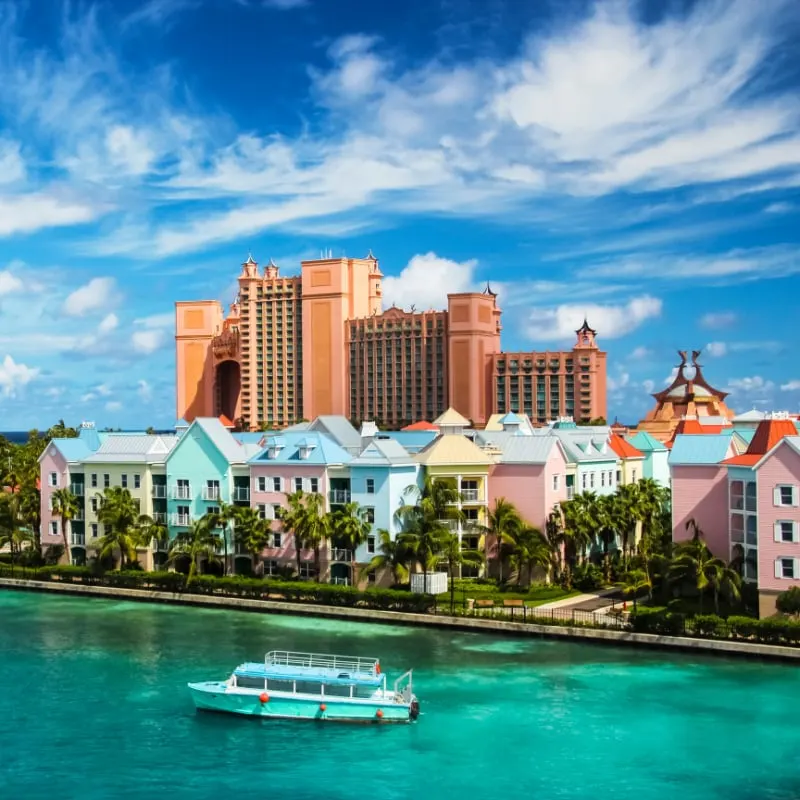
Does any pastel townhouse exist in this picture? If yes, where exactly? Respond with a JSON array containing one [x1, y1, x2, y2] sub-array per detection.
[[608, 433, 644, 486], [348, 434, 420, 586], [550, 420, 620, 498], [627, 431, 670, 487], [247, 431, 352, 580], [669, 431, 741, 557], [415, 408, 493, 571]]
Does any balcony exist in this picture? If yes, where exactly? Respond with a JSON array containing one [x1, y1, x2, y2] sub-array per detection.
[[329, 548, 353, 563], [329, 490, 351, 505], [203, 486, 221, 501], [70, 533, 85, 546], [171, 485, 192, 500], [567, 487, 575, 500], [69, 484, 85, 497], [332, 577, 351, 586], [170, 513, 192, 527], [438, 519, 460, 532], [461, 488, 481, 503], [73, 511, 85, 522], [152, 485, 167, 499], [152, 512, 167, 524], [233, 487, 250, 502], [152, 537, 170, 552]]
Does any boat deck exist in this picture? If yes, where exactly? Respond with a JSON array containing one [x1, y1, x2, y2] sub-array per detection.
[[233, 651, 384, 687]]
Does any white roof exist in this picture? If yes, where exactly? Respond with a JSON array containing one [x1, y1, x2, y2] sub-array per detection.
[[83, 435, 178, 463]]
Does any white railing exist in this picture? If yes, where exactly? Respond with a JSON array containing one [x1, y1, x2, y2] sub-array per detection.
[[265, 651, 379, 676], [73, 511, 85, 522], [152, 485, 167, 499], [438, 519, 459, 532], [69, 484, 84, 496], [170, 513, 191, 526], [330, 548, 353, 562], [332, 577, 350, 586], [233, 487, 250, 502], [329, 490, 351, 504], [172, 485, 192, 500], [152, 512, 167, 524], [70, 534, 85, 546], [152, 537, 170, 552], [566, 487, 575, 499], [203, 486, 221, 501], [461, 489, 481, 502]]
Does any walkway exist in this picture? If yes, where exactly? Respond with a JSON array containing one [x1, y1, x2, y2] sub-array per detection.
[[536, 587, 621, 612]]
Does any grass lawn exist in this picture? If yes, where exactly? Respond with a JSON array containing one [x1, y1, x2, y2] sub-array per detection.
[[435, 582, 581, 608]]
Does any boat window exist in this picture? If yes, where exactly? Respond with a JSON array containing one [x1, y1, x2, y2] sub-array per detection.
[[324, 684, 353, 698], [265, 679, 293, 693], [236, 676, 266, 690], [295, 681, 323, 695]]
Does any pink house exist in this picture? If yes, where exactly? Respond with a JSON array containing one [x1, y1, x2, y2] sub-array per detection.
[[669, 432, 740, 556], [488, 435, 569, 536]]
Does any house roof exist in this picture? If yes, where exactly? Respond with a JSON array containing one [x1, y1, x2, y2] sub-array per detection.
[[307, 416, 362, 452], [249, 431, 352, 465], [401, 420, 439, 431], [553, 431, 616, 463], [84, 435, 179, 463], [669, 432, 735, 466], [371, 430, 438, 453], [351, 437, 415, 466], [722, 416, 798, 467], [628, 431, 668, 452], [497, 435, 565, 465], [433, 407, 470, 427], [415, 433, 493, 466], [608, 433, 643, 459], [733, 409, 766, 423], [187, 418, 248, 464], [42, 437, 93, 463], [499, 411, 522, 425], [218, 414, 235, 428]]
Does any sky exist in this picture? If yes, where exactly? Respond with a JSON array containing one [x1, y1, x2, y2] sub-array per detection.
[[0, 0, 799, 429]]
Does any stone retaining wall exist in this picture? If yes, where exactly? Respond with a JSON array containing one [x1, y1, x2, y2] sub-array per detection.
[[2, 578, 799, 662]]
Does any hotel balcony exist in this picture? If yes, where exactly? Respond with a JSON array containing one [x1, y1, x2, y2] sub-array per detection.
[[203, 486, 221, 501], [152, 485, 167, 499], [152, 512, 167, 524], [73, 511, 85, 522], [460, 489, 482, 503], [69, 484, 85, 496], [331, 576, 351, 586], [170, 513, 192, 527], [329, 490, 351, 505], [329, 548, 353, 563], [171, 486, 192, 500], [438, 519, 460, 532], [70, 533, 85, 546], [233, 487, 250, 502], [152, 537, 170, 552]]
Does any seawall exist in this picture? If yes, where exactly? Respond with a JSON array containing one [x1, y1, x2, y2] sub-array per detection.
[[2, 577, 799, 662]]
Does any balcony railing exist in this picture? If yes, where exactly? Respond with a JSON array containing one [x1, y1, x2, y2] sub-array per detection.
[[70, 534, 85, 546], [330, 548, 353, 562], [329, 490, 351, 505], [203, 486, 221, 501], [152, 512, 167, 524], [152, 537, 170, 552], [73, 511, 85, 522], [233, 487, 250, 502], [172, 486, 192, 500], [152, 485, 167, 499], [438, 519, 459, 532], [566, 487, 575, 500], [461, 489, 481, 503], [69, 484, 85, 496], [332, 577, 351, 586], [170, 513, 191, 526]]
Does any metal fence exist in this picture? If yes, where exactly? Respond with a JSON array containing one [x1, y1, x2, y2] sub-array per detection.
[[432, 600, 629, 629]]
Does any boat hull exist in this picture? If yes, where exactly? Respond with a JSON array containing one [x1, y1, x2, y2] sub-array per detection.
[[188, 682, 413, 724]]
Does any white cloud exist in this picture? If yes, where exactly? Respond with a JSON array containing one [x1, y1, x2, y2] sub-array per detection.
[[95, 383, 112, 397], [105, 126, 155, 175], [105, 400, 122, 412], [262, 0, 309, 8], [63, 278, 120, 316], [132, 329, 167, 354], [0, 355, 38, 396], [642, 379, 655, 394], [134, 312, 174, 329], [0, 139, 25, 184], [0, 270, 23, 295], [0, 194, 98, 236], [607, 371, 630, 393], [705, 341, 728, 357], [137, 379, 153, 402], [80, 392, 96, 402], [765, 202, 794, 214], [526, 295, 662, 342], [701, 311, 738, 329], [664, 367, 679, 385], [781, 380, 800, 391], [726, 376, 776, 404], [98, 313, 119, 334], [629, 346, 650, 360], [381, 252, 478, 310]]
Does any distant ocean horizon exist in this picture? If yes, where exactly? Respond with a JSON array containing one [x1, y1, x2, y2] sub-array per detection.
[[1, 429, 174, 444]]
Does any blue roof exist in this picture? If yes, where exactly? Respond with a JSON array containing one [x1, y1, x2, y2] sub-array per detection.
[[232, 432, 268, 444], [628, 431, 668, 452], [249, 431, 351, 465], [668, 433, 734, 466], [375, 430, 438, 453], [175, 418, 189, 428], [499, 412, 522, 425], [50, 437, 93, 462], [77, 426, 101, 452]]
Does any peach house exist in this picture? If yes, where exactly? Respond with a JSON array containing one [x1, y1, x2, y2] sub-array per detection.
[[669, 432, 740, 556]]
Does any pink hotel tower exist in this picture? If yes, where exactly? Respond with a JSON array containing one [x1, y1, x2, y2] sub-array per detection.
[[175, 253, 607, 430]]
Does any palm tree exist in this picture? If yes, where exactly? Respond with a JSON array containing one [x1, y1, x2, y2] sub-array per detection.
[[636, 479, 671, 549], [279, 491, 308, 578], [205, 500, 239, 576], [485, 498, 522, 583], [95, 487, 142, 569], [331, 501, 372, 586], [168, 516, 222, 583], [620, 569, 652, 611], [560, 493, 594, 565], [0, 494, 33, 571], [440, 533, 483, 613], [510, 526, 554, 588], [611, 484, 639, 566], [669, 536, 718, 613], [360, 529, 411, 586], [706, 558, 742, 615], [229, 506, 270, 576], [286, 492, 330, 582], [136, 516, 170, 569], [51, 487, 80, 564]]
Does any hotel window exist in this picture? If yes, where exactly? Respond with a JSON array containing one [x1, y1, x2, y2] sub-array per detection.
[[91, 523, 98, 538], [746, 515, 757, 545], [48, 472, 58, 487], [134, 475, 141, 489], [50, 520, 59, 536], [272, 477, 283, 492], [91, 498, 98, 512], [272, 533, 282, 549], [91, 473, 97, 488], [257, 476, 267, 492], [273, 504, 282, 520], [730, 480, 744, 510], [294, 477, 303, 492], [263, 560, 279, 577], [104, 524, 113, 536], [745, 482, 757, 512], [309, 477, 319, 493], [777, 557, 798, 579], [775, 521, 798, 543], [207, 506, 220, 518], [367, 535, 376, 554], [299, 561, 314, 579], [257, 504, 267, 520], [103, 474, 110, 489], [590, 473, 595, 489], [365, 507, 375, 524], [601, 472, 606, 487], [552, 474, 560, 491], [581, 474, 587, 490], [366, 478, 375, 494], [730, 513, 744, 543], [775, 485, 798, 507], [121, 474, 128, 488], [632, 469, 637, 482]]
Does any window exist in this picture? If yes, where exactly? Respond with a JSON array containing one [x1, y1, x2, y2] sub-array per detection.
[[272, 533, 282, 549], [91, 523, 98, 538], [272, 477, 282, 492], [367, 535, 376, 554], [601, 472, 606, 487], [775, 485, 798, 507], [730, 480, 744, 510], [134, 474, 141, 489], [309, 477, 319, 494], [776, 521, 798, 543], [367, 572, 376, 585], [207, 506, 220, 517], [616, 470, 622, 484], [299, 561, 314, 579], [257, 476, 267, 492], [581, 474, 587, 490], [48, 472, 58, 487], [778, 557, 797, 579], [104, 524, 113, 536], [294, 477, 303, 492], [589, 472, 595, 489], [632, 469, 637, 482], [50, 520, 59, 536], [257, 504, 267, 520], [91, 498, 98, 512], [103, 474, 110, 489], [365, 507, 375, 524], [205, 480, 220, 500], [263, 560, 279, 577], [552, 474, 560, 491], [90, 473, 97, 488], [746, 515, 757, 545], [121, 474, 128, 488], [366, 478, 375, 494], [745, 482, 757, 512]]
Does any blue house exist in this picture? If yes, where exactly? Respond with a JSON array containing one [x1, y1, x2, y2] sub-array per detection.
[[628, 431, 670, 487]]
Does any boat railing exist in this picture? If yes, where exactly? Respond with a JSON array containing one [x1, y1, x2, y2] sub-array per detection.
[[393, 669, 414, 703], [265, 650, 379, 676]]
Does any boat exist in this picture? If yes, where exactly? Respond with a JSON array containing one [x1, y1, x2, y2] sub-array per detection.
[[188, 650, 420, 724]]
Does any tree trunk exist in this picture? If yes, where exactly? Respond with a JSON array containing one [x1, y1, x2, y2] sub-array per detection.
[[295, 533, 302, 579], [61, 516, 70, 566], [450, 567, 455, 614], [714, 586, 719, 615]]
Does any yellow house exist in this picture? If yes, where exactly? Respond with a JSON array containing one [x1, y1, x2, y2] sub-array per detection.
[[415, 409, 493, 572]]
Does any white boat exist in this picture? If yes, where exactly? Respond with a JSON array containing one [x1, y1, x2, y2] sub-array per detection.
[[188, 650, 420, 724]]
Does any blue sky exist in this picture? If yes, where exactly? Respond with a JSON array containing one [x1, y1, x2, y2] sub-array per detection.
[[1, 0, 799, 429]]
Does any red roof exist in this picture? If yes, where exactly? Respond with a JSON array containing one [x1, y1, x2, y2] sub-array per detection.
[[608, 433, 643, 459], [219, 414, 235, 428], [722, 454, 760, 466], [721, 417, 798, 467], [401, 421, 439, 431]]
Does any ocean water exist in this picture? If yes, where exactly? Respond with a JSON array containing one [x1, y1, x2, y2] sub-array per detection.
[[1, 592, 799, 800]]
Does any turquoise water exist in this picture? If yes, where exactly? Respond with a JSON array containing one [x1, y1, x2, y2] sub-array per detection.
[[1, 592, 799, 800]]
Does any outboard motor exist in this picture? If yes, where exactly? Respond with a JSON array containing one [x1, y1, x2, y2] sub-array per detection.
[[409, 699, 420, 720]]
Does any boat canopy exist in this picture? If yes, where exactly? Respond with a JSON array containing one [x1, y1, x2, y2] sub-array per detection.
[[233, 651, 384, 687]]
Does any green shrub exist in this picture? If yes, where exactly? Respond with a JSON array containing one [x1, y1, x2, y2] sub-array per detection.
[[629, 608, 686, 636], [573, 562, 604, 592], [691, 614, 727, 638], [776, 586, 800, 617], [727, 616, 758, 638]]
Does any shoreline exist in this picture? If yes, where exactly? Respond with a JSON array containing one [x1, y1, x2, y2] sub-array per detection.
[[3, 577, 799, 663]]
